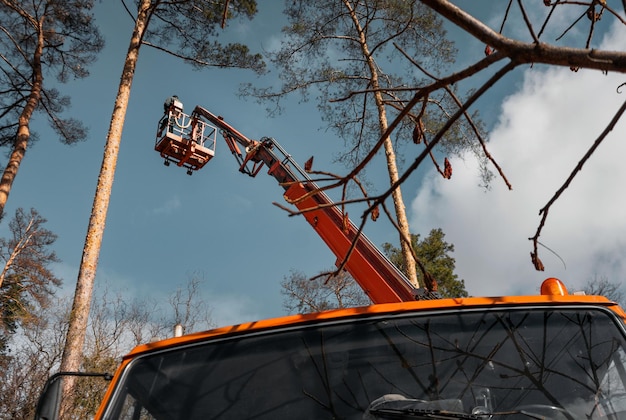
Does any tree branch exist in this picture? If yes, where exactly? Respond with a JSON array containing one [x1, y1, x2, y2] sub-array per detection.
[[529, 97, 626, 270]]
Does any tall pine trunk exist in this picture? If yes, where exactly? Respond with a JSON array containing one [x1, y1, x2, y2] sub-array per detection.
[[344, 0, 420, 288], [0, 18, 44, 220], [59, 0, 153, 410]]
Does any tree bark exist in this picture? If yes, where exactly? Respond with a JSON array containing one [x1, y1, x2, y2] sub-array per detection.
[[59, 0, 153, 411], [0, 17, 44, 220], [344, 0, 420, 288]]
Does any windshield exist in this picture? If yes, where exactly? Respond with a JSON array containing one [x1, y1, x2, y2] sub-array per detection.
[[104, 307, 626, 419]]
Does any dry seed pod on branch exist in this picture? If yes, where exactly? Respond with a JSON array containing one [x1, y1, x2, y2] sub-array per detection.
[[371, 206, 379, 221], [531, 252, 545, 271], [412, 120, 425, 144], [443, 157, 452, 179], [304, 156, 314, 172]]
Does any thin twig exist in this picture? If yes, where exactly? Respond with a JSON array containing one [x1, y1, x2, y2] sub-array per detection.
[[529, 98, 626, 268], [373, 61, 519, 209], [394, 43, 513, 190], [516, 0, 539, 43]]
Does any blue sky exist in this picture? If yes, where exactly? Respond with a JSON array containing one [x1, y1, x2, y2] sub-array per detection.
[[5, 2, 626, 328]]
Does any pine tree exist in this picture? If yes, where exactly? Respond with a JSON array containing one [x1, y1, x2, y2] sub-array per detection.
[[0, 0, 104, 219], [383, 228, 467, 298]]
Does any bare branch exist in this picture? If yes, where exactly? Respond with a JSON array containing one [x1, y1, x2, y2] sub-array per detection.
[[420, 0, 626, 73], [529, 98, 626, 269]]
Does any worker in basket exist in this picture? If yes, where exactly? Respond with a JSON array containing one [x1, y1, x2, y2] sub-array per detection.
[[158, 95, 184, 136]]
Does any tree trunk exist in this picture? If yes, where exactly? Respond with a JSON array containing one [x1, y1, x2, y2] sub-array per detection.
[[0, 18, 45, 221], [344, 0, 420, 288], [59, 0, 153, 411], [380, 132, 420, 288]]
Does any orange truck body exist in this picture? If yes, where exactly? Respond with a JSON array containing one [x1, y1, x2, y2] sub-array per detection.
[[91, 286, 626, 419]]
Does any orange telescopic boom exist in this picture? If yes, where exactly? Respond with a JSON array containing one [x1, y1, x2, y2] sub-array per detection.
[[156, 104, 431, 303]]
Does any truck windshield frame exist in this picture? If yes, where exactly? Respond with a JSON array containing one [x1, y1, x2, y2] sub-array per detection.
[[102, 305, 626, 419]]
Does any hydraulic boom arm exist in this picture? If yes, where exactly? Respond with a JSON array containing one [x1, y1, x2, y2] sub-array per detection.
[[156, 104, 426, 304]]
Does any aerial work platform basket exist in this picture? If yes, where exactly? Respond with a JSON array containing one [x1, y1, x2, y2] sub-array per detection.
[[155, 109, 217, 175]]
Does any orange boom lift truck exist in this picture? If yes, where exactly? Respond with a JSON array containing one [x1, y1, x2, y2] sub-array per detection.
[[37, 104, 626, 420]]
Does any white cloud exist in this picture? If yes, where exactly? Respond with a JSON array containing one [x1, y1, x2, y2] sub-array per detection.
[[56, 262, 263, 331], [262, 33, 285, 55], [411, 23, 626, 296], [52, 261, 80, 298], [152, 195, 181, 215], [90, 268, 262, 327], [209, 293, 263, 327]]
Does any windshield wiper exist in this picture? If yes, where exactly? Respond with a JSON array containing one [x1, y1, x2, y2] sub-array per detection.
[[368, 406, 575, 419], [364, 395, 478, 419], [367, 407, 480, 419]]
